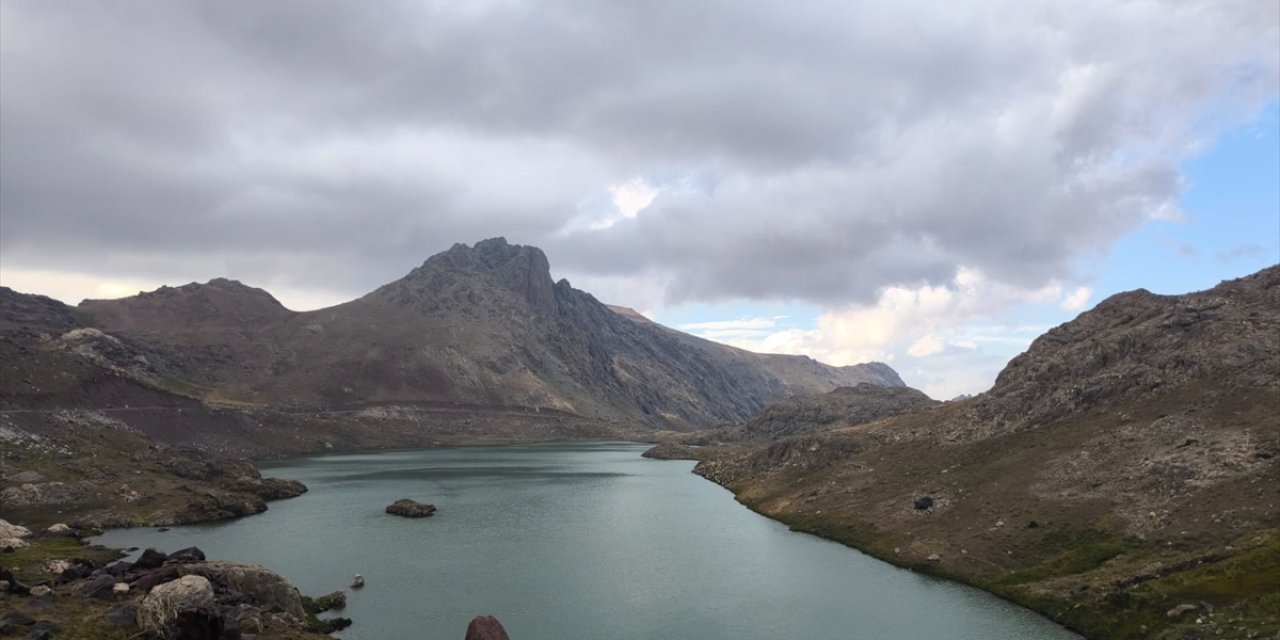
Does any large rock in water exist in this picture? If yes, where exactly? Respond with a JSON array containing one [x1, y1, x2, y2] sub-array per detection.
[[465, 615, 511, 640], [386, 498, 437, 518]]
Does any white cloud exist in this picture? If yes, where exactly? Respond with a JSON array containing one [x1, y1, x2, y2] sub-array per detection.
[[693, 266, 1093, 397], [907, 334, 945, 358], [1060, 286, 1093, 312], [609, 178, 658, 221], [678, 317, 777, 332]]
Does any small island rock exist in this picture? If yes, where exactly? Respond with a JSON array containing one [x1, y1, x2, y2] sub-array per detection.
[[386, 498, 437, 518]]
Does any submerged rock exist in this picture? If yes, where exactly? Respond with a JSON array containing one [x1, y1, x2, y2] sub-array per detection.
[[386, 498, 437, 518]]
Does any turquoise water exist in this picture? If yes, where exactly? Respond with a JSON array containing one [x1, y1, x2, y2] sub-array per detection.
[[96, 442, 1080, 640]]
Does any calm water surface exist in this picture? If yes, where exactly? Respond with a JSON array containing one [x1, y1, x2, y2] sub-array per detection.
[[97, 442, 1080, 640]]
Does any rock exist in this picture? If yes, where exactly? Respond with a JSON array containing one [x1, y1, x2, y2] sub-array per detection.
[[102, 561, 133, 577], [25, 620, 59, 640], [914, 496, 934, 510], [386, 498, 437, 518], [113, 582, 130, 594], [168, 546, 206, 563], [351, 574, 365, 589], [132, 566, 180, 592], [1168, 603, 1199, 619], [85, 573, 118, 599], [138, 575, 217, 635], [311, 590, 346, 611], [0, 519, 33, 539], [43, 559, 72, 575], [104, 604, 138, 627], [1, 611, 36, 626], [133, 548, 169, 570], [1, 537, 30, 551], [29, 585, 52, 597], [44, 523, 75, 537], [465, 615, 512, 640], [927, 554, 942, 562], [178, 562, 306, 620], [7, 471, 44, 483]]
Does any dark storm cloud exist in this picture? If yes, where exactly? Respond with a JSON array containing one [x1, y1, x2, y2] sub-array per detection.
[[1, 0, 1276, 306]]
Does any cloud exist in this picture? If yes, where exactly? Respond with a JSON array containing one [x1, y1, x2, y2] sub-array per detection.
[[1060, 286, 1093, 312], [714, 267, 1096, 397], [1, 0, 1276, 315], [678, 318, 778, 332]]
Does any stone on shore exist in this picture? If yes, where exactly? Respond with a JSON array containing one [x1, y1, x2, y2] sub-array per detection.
[[138, 575, 218, 637]]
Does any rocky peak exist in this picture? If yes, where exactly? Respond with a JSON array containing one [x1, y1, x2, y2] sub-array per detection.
[[78, 278, 292, 329], [983, 264, 1280, 430], [386, 238, 557, 315]]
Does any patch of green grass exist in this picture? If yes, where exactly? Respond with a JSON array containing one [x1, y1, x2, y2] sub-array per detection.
[[3, 537, 122, 584], [998, 537, 1140, 586]]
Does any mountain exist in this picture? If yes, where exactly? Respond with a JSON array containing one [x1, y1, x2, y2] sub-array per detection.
[[689, 265, 1280, 639], [14, 238, 901, 428]]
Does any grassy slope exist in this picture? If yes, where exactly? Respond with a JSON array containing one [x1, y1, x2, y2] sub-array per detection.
[[697, 382, 1280, 639]]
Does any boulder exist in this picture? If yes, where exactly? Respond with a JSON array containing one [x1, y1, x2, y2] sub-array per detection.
[[178, 562, 305, 620], [133, 548, 169, 571], [104, 604, 138, 627], [1, 537, 29, 551], [132, 566, 181, 592], [168, 546, 206, 563], [30, 585, 52, 597], [0, 519, 32, 539], [44, 523, 75, 537], [465, 615, 512, 640], [138, 575, 219, 637], [26, 620, 60, 640], [386, 498, 437, 518], [350, 574, 365, 589], [914, 496, 934, 510], [85, 573, 118, 600]]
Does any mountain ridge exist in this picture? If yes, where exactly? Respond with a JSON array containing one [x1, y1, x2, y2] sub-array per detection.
[[8, 238, 905, 428]]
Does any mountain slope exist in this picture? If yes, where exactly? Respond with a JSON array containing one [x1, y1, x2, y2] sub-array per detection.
[[693, 265, 1280, 639], [70, 238, 901, 427]]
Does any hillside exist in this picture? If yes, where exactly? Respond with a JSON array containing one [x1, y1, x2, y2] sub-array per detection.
[[66, 238, 900, 427], [690, 265, 1280, 639]]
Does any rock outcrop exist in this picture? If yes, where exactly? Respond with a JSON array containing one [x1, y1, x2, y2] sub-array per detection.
[[386, 498, 437, 518]]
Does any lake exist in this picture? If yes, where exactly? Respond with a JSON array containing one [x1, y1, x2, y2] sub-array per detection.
[[96, 442, 1080, 640]]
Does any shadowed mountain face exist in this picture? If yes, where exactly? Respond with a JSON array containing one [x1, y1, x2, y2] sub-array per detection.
[[14, 238, 901, 427]]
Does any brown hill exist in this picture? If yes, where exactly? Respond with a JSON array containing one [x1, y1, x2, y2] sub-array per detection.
[[68, 238, 901, 427], [742, 383, 938, 441], [693, 265, 1280, 639]]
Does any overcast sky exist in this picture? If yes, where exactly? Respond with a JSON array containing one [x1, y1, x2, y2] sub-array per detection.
[[2, 1, 1277, 398]]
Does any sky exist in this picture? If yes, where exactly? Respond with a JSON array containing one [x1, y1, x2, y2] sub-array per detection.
[[1, 1, 1277, 400]]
